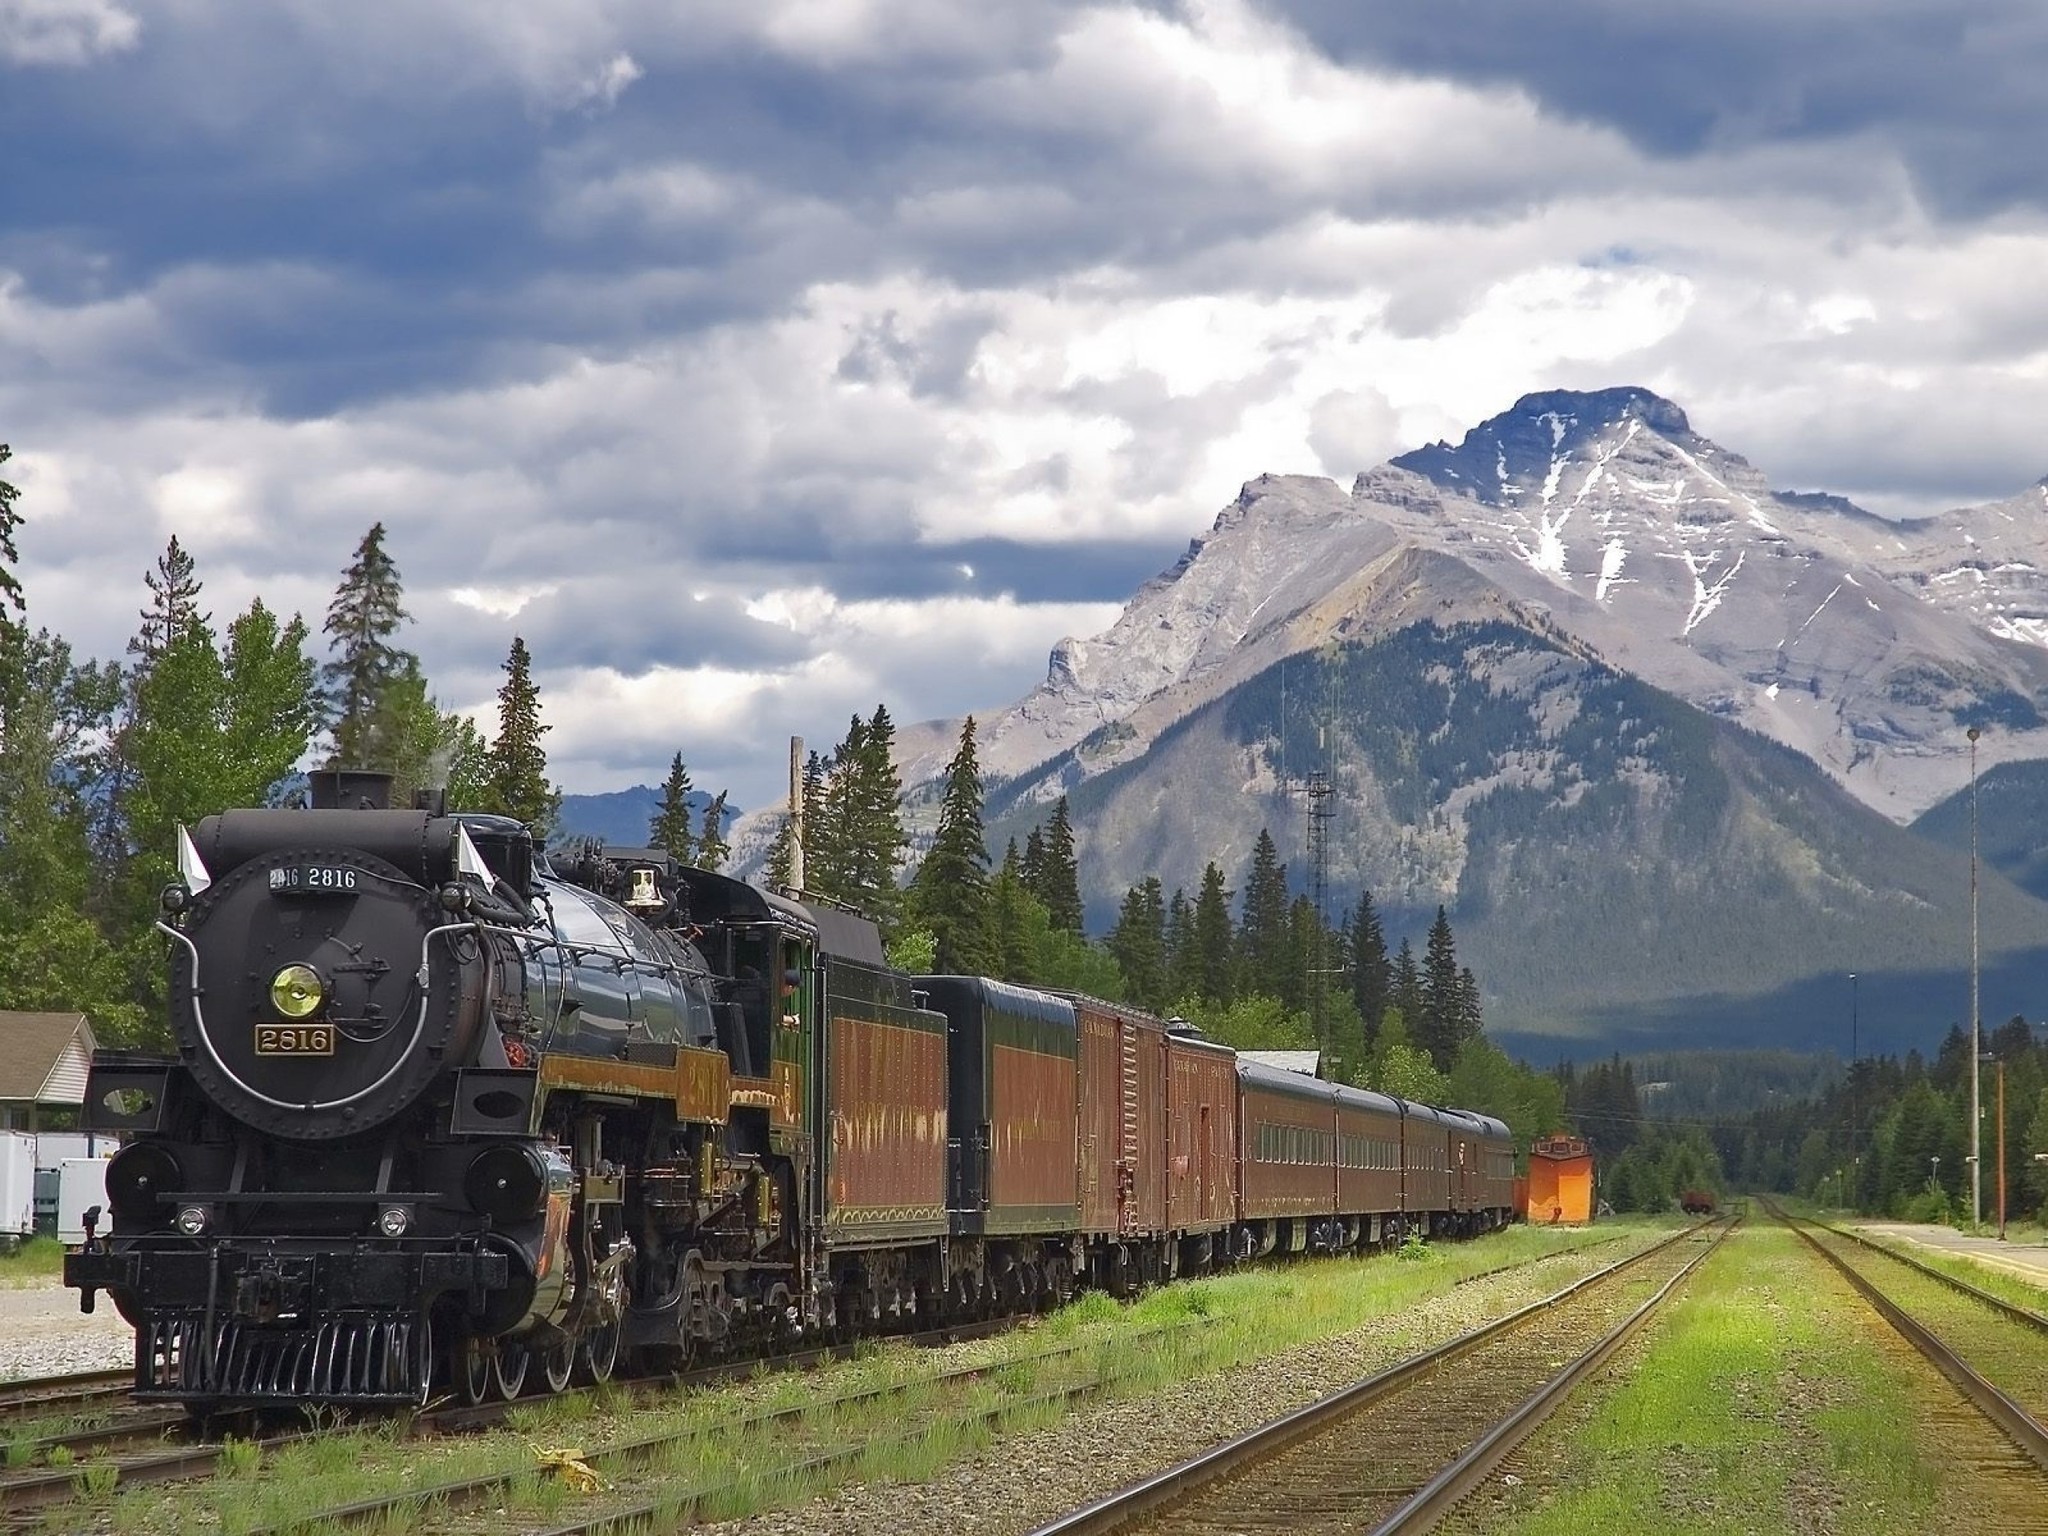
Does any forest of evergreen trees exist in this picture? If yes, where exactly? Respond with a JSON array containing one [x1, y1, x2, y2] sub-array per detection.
[[0, 451, 1559, 1154]]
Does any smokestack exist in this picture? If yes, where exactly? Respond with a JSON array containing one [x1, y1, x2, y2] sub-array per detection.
[[788, 735, 805, 892]]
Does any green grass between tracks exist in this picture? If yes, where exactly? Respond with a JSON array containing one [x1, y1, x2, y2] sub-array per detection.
[[1485, 1225, 1936, 1536]]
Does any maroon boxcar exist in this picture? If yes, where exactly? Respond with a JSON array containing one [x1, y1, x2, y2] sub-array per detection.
[[1164, 1025, 1237, 1264], [1334, 1083, 1406, 1247], [1074, 997, 1168, 1247]]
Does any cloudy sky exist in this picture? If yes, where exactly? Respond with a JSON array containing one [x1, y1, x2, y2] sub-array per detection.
[[7, 0, 2048, 810]]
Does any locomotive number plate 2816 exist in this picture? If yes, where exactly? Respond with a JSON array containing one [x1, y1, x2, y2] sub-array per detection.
[[255, 1024, 336, 1055], [269, 864, 360, 895]]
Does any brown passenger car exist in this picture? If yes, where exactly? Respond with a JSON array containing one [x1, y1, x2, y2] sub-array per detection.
[[1236, 1058, 1339, 1254], [1398, 1100, 1452, 1236], [1334, 1082, 1405, 1246]]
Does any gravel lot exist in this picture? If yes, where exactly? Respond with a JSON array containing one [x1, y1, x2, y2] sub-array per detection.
[[0, 1277, 135, 1381], [699, 1244, 1636, 1536]]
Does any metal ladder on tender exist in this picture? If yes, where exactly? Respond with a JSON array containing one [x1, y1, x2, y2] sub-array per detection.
[[1116, 1024, 1139, 1234]]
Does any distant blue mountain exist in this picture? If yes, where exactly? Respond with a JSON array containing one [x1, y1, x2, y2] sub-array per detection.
[[556, 784, 735, 848]]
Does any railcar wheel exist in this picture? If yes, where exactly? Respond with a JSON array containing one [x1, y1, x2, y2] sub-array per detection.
[[493, 1341, 529, 1399], [540, 1335, 575, 1394], [456, 1335, 492, 1406]]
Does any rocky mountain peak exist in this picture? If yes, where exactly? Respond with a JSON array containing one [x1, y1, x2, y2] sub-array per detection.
[[1391, 387, 1694, 507]]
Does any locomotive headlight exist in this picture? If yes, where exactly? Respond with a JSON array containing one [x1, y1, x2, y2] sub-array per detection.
[[269, 963, 325, 1019], [173, 1204, 210, 1237], [375, 1204, 414, 1238]]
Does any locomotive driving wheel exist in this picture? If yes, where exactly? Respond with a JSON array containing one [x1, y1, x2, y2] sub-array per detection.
[[578, 1314, 620, 1384], [456, 1334, 492, 1406], [493, 1341, 529, 1399], [539, 1334, 575, 1394]]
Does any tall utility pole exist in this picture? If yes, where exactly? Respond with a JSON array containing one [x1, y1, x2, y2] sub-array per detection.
[[1306, 761, 1334, 1060], [1969, 724, 1982, 1230]]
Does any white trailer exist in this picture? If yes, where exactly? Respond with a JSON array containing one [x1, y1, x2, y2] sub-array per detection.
[[0, 1132, 35, 1250], [57, 1157, 110, 1246]]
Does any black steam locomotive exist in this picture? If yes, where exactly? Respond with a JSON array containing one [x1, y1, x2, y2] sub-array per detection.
[[67, 770, 1515, 1412]]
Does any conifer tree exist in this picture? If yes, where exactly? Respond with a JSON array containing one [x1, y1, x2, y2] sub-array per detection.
[[815, 706, 906, 924], [1390, 937, 1423, 1037], [1108, 877, 1168, 1012], [130, 537, 207, 665], [697, 791, 731, 871], [650, 753, 695, 863], [1165, 888, 1197, 1001], [908, 716, 994, 974], [1456, 964, 1485, 1046], [1348, 892, 1390, 1044], [1020, 826, 1047, 899], [1036, 797, 1084, 935], [1191, 861, 1236, 1005], [765, 816, 796, 889], [1237, 828, 1290, 998], [851, 704, 907, 923], [989, 840, 1035, 982], [481, 636, 561, 833], [321, 523, 417, 768], [0, 445, 21, 627], [1282, 892, 1319, 1016], [1420, 905, 1463, 1070]]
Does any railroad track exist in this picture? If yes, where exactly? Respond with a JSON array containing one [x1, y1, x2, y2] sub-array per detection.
[[1767, 1199, 2048, 1471], [0, 1367, 132, 1425], [1024, 1218, 1730, 1536], [0, 1312, 1042, 1524]]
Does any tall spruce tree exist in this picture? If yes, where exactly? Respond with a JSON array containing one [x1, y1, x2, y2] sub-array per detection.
[[1420, 905, 1463, 1070], [0, 445, 21, 626], [481, 636, 561, 833], [130, 537, 207, 664], [321, 523, 417, 768], [847, 705, 907, 926], [1348, 893, 1391, 1045], [1455, 965, 1485, 1050], [909, 716, 994, 974], [1020, 826, 1046, 899], [1035, 798, 1084, 935], [1108, 877, 1168, 1012], [650, 754, 696, 863], [1389, 937, 1423, 1038], [1165, 888, 1197, 1002], [814, 706, 906, 925], [1190, 861, 1236, 1005], [1237, 828, 1290, 998], [989, 840, 1035, 982], [697, 791, 731, 871]]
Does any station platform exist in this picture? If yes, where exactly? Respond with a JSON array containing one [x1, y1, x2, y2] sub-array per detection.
[[1855, 1221, 2048, 1288]]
